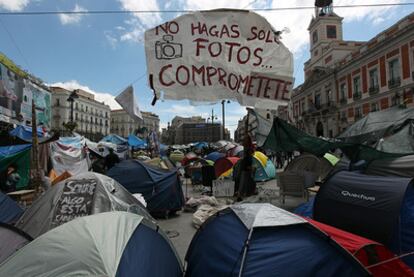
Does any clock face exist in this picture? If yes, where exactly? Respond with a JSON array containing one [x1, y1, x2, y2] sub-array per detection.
[[327, 25, 337, 39]]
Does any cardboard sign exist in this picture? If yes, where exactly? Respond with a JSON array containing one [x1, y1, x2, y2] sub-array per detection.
[[52, 179, 97, 226], [213, 179, 235, 197], [145, 10, 294, 110]]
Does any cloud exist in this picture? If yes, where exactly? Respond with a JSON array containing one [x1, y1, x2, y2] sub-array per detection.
[[117, 0, 163, 43], [48, 80, 122, 110], [59, 4, 87, 25], [0, 0, 29, 11], [104, 31, 118, 49]]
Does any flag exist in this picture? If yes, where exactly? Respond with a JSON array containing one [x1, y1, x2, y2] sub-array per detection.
[[115, 85, 142, 121]]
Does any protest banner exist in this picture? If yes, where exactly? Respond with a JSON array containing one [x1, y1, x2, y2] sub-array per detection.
[[145, 9, 294, 109]]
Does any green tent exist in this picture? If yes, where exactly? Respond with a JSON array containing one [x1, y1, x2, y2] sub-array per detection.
[[0, 145, 31, 189]]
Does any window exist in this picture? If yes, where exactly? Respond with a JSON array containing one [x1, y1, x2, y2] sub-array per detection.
[[326, 25, 337, 39], [371, 102, 379, 112], [355, 106, 362, 118], [312, 31, 318, 44], [326, 89, 332, 104], [340, 83, 346, 100], [56, 99, 60, 106], [75, 103, 78, 109], [75, 113, 78, 120], [388, 59, 400, 80], [314, 93, 321, 109], [86, 106, 88, 112], [301, 101, 305, 114], [90, 117, 93, 123], [81, 104, 83, 111], [353, 76, 361, 94], [24, 95, 28, 102], [369, 68, 379, 88]]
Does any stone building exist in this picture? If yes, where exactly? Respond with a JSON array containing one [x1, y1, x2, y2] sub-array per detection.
[[292, 7, 414, 137], [110, 109, 160, 138], [50, 87, 110, 140]]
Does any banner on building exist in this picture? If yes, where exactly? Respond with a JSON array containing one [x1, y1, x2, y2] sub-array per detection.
[[145, 9, 294, 109], [115, 85, 143, 121], [0, 63, 51, 128]]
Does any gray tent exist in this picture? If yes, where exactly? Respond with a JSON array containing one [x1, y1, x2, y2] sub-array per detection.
[[0, 223, 32, 264], [338, 107, 414, 153], [15, 172, 151, 238], [366, 155, 414, 178]]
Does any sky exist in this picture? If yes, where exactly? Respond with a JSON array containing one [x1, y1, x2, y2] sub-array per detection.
[[0, 0, 413, 137]]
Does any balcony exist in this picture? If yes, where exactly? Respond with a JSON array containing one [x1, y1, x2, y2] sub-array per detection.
[[340, 98, 347, 105], [368, 86, 379, 96], [388, 77, 401, 89], [321, 101, 337, 111], [352, 92, 362, 101]]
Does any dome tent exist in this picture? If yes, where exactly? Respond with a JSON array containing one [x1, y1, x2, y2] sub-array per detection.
[[0, 212, 182, 277], [0, 191, 23, 224], [0, 223, 32, 264], [108, 160, 185, 216], [185, 203, 368, 277], [15, 172, 150, 238], [314, 170, 414, 269]]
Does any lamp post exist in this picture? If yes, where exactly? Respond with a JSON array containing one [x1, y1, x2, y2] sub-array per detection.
[[208, 109, 218, 143], [221, 100, 230, 140], [67, 89, 79, 123]]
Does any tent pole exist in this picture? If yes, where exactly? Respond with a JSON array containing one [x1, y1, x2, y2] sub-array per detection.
[[238, 228, 253, 277], [31, 99, 41, 194]]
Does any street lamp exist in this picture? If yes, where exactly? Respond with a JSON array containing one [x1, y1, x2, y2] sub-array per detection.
[[208, 109, 218, 143], [221, 100, 230, 140], [67, 89, 79, 123]]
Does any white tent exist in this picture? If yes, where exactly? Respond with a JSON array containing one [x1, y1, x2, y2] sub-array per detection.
[[0, 212, 182, 276]]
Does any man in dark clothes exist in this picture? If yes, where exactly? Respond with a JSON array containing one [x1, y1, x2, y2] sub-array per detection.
[[235, 134, 256, 200], [104, 148, 120, 171]]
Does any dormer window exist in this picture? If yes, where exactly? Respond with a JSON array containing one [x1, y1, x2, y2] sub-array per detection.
[[327, 25, 337, 39]]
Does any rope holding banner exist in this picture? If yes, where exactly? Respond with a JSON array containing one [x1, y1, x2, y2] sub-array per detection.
[[149, 74, 158, 106]]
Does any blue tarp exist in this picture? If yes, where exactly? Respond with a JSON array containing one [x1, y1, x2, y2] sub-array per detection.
[[108, 160, 184, 215], [0, 192, 23, 224], [185, 206, 367, 277], [9, 125, 43, 142], [194, 142, 208, 150], [58, 136, 84, 148], [128, 135, 147, 149], [0, 144, 31, 157], [101, 134, 128, 145], [205, 152, 225, 162]]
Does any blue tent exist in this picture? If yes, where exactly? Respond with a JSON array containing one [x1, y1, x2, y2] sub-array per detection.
[[0, 212, 182, 277], [0, 192, 23, 224], [9, 125, 43, 142], [193, 142, 208, 150], [185, 203, 368, 277], [100, 134, 128, 145], [108, 160, 184, 216], [205, 152, 225, 162], [254, 159, 276, 182], [128, 135, 147, 149], [314, 170, 414, 268]]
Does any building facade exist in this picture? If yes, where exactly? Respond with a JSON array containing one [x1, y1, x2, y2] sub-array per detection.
[[110, 109, 160, 138], [292, 8, 414, 137], [50, 87, 111, 140]]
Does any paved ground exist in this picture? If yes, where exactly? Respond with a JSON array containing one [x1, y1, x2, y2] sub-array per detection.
[[158, 176, 309, 263]]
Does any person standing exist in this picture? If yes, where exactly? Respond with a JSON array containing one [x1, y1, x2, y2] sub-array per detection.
[[236, 134, 256, 200], [1, 164, 20, 193], [104, 148, 120, 171]]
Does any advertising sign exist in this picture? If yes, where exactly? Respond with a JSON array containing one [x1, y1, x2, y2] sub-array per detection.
[[145, 10, 294, 109]]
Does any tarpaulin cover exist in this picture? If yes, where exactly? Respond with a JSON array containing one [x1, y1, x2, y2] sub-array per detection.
[[0, 212, 182, 277], [50, 142, 89, 176], [108, 160, 185, 214], [314, 170, 414, 268], [9, 125, 43, 141], [263, 117, 408, 162], [0, 191, 23, 224], [307, 219, 414, 277], [338, 107, 414, 146], [100, 134, 128, 145], [128, 135, 147, 149], [193, 142, 208, 150], [0, 144, 31, 189], [0, 223, 32, 264], [15, 172, 151, 238], [185, 203, 368, 277], [366, 155, 414, 178]]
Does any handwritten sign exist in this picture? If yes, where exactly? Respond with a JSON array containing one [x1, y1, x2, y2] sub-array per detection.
[[52, 179, 97, 226], [145, 10, 294, 110], [213, 179, 235, 197]]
